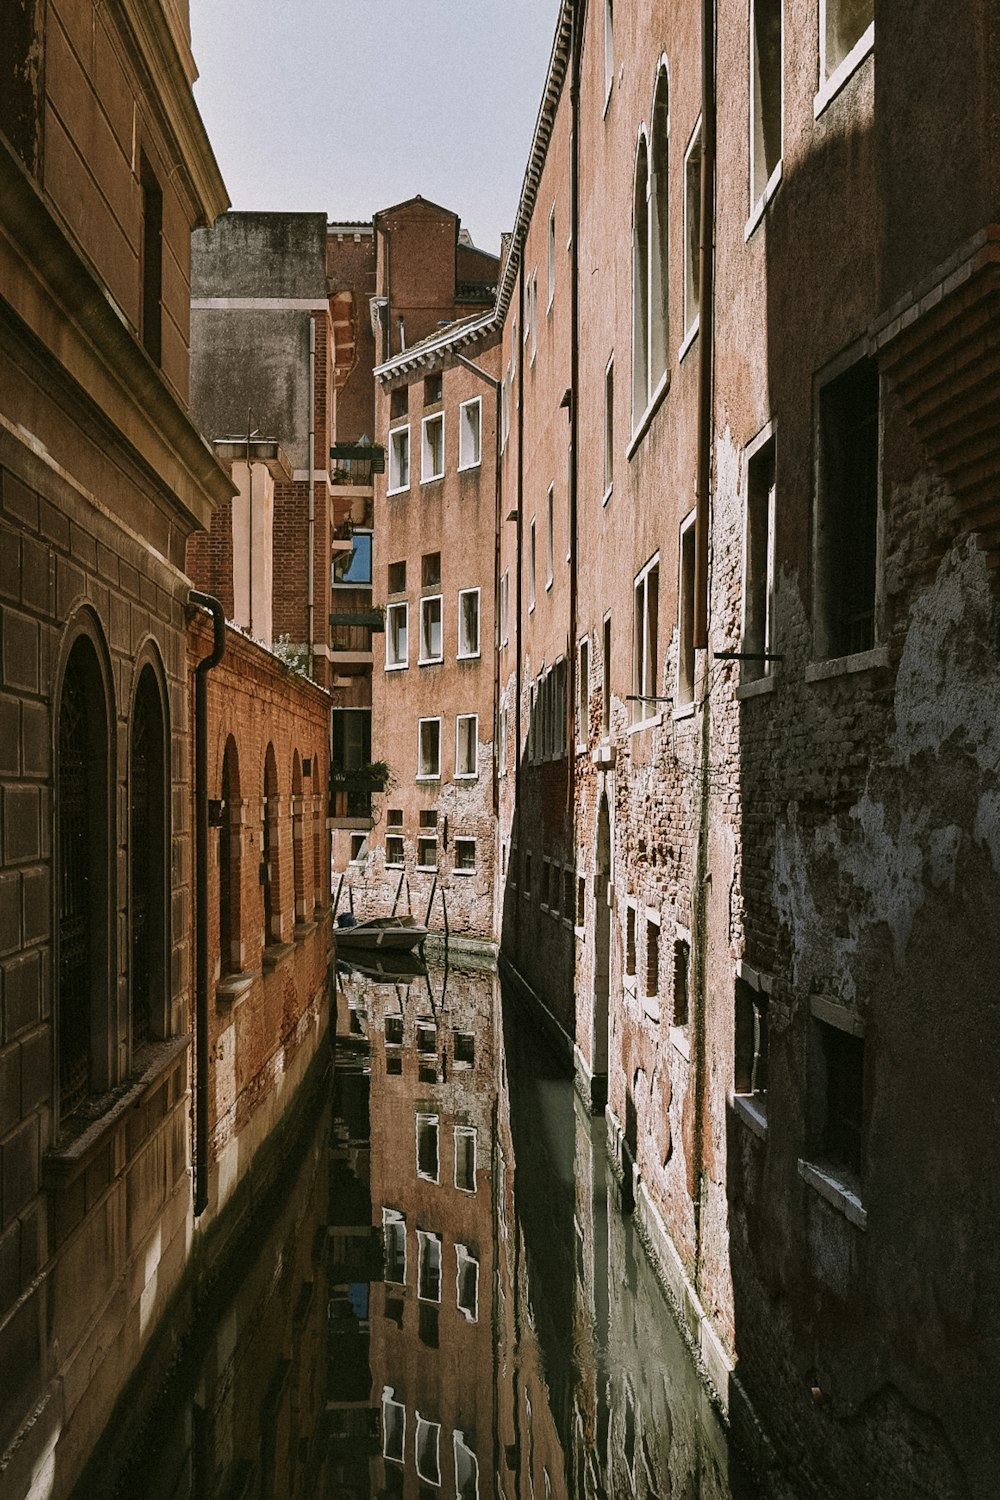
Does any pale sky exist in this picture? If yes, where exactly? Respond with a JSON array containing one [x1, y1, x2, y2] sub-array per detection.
[[191, 0, 563, 258]]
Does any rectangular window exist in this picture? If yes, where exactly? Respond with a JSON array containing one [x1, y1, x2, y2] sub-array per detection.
[[626, 905, 636, 978], [350, 833, 367, 864], [419, 809, 438, 829], [646, 916, 660, 999], [549, 860, 560, 916], [546, 485, 554, 588], [416, 1113, 439, 1180], [602, 615, 612, 736], [744, 432, 776, 681], [458, 588, 481, 658], [417, 718, 441, 779], [524, 850, 532, 898], [390, 386, 408, 420], [385, 835, 404, 867], [530, 272, 538, 362], [140, 154, 163, 365], [456, 714, 478, 778], [673, 938, 690, 1028], [421, 413, 445, 482], [815, 356, 879, 659], [454, 838, 476, 873], [333, 529, 373, 587], [385, 601, 408, 669], [387, 559, 406, 593], [821, 0, 874, 85], [577, 635, 589, 746], [751, 0, 784, 210], [385, 1013, 403, 1045], [387, 808, 403, 828], [529, 519, 536, 611], [500, 569, 509, 646], [421, 550, 441, 589], [417, 1232, 442, 1302], [419, 595, 443, 663], [735, 978, 769, 1109], [383, 1390, 406, 1463], [678, 515, 696, 705], [809, 1010, 865, 1180], [563, 867, 574, 920], [547, 207, 556, 309], [604, 357, 614, 499], [417, 836, 437, 870], [383, 1208, 407, 1284], [458, 397, 482, 469], [456, 1244, 479, 1322], [604, 0, 614, 98], [683, 122, 703, 343], [388, 426, 410, 493], [454, 1030, 475, 1066], [632, 555, 660, 723], [416, 1019, 436, 1056], [416, 1416, 442, 1486], [454, 1126, 477, 1192], [424, 371, 443, 405], [577, 875, 585, 927]]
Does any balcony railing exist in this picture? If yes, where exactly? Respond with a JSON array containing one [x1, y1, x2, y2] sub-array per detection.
[[330, 443, 384, 487]]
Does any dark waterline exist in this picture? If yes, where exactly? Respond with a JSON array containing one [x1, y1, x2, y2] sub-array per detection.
[[85, 958, 755, 1499]]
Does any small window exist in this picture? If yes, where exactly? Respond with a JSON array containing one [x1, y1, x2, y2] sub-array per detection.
[[626, 905, 637, 978], [821, 0, 874, 85], [646, 916, 660, 998], [683, 121, 702, 343], [387, 807, 403, 828], [547, 206, 556, 309], [421, 413, 445, 482], [383, 1389, 406, 1462], [415, 1415, 442, 1486], [140, 154, 163, 364], [529, 519, 537, 611], [350, 833, 367, 863], [454, 1030, 475, 1065], [388, 426, 410, 492], [456, 715, 478, 778], [417, 836, 438, 870], [602, 615, 611, 736], [385, 601, 408, 669], [419, 809, 438, 828], [546, 485, 554, 588], [454, 838, 476, 873], [456, 1244, 479, 1322], [417, 719, 441, 779], [678, 515, 696, 705], [385, 1013, 404, 1043], [673, 938, 690, 1028], [422, 551, 441, 589], [576, 875, 586, 926], [454, 1126, 477, 1192], [632, 134, 650, 419], [735, 978, 769, 1108], [387, 559, 406, 593], [632, 555, 660, 723], [390, 386, 408, 420], [744, 433, 776, 681], [424, 371, 443, 406], [563, 867, 574, 919], [419, 596, 443, 663], [548, 860, 560, 916], [751, 0, 784, 210], [386, 1052, 402, 1076], [459, 397, 482, 469], [814, 356, 879, 660], [383, 1208, 407, 1284], [500, 569, 509, 646], [604, 0, 614, 99], [385, 835, 404, 867], [523, 850, 532, 897], [416, 1114, 439, 1181], [457, 588, 481, 658], [530, 272, 538, 362], [810, 1012, 864, 1180], [333, 530, 373, 587], [577, 635, 590, 746], [603, 357, 614, 499]]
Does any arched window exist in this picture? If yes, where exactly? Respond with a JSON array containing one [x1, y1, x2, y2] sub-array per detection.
[[219, 736, 241, 975], [649, 66, 670, 388], [292, 750, 305, 924], [130, 663, 168, 1049], [57, 629, 112, 1119], [631, 133, 650, 423], [312, 749, 324, 909], [263, 743, 279, 944]]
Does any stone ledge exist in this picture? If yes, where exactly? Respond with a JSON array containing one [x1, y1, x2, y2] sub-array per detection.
[[804, 645, 889, 683], [215, 971, 257, 1007], [797, 1157, 868, 1230], [262, 941, 296, 974], [731, 1093, 768, 1141]]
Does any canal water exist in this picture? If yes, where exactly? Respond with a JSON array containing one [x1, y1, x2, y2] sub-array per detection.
[[87, 956, 755, 1499]]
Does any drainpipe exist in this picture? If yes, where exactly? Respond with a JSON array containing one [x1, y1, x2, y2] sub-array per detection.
[[307, 315, 316, 677], [567, 0, 582, 824], [189, 589, 226, 1218]]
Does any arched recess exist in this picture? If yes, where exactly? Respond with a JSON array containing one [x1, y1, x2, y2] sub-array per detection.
[[292, 749, 305, 924], [55, 610, 115, 1121], [219, 735, 241, 975], [592, 791, 613, 1112], [311, 748, 324, 909], [631, 130, 650, 424], [649, 62, 670, 389], [262, 742, 279, 944], [129, 654, 170, 1050]]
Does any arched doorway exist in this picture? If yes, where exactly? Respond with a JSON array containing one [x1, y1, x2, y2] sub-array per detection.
[[592, 790, 612, 1111]]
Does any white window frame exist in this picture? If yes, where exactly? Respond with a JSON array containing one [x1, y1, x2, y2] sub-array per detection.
[[385, 600, 408, 670], [415, 1414, 442, 1486], [816, 0, 874, 117], [528, 519, 536, 612], [545, 484, 554, 589], [631, 552, 660, 726], [499, 569, 509, 646], [382, 1208, 407, 1285], [457, 587, 481, 659], [454, 837, 476, 875], [385, 833, 405, 869], [388, 424, 410, 494], [577, 633, 590, 750], [741, 422, 777, 686], [748, 0, 785, 234], [681, 119, 703, 357], [417, 717, 442, 780], [417, 835, 438, 871], [454, 1431, 480, 1499], [455, 1244, 480, 1323], [604, 0, 615, 104], [547, 206, 556, 310], [382, 1388, 406, 1464], [421, 411, 445, 484], [419, 594, 443, 665], [458, 396, 482, 470], [454, 1125, 477, 1192], [603, 355, 614, 503], [677, 514, 697, 709], [455, 714, 479, 779], [415, 1113, 439, 1182]]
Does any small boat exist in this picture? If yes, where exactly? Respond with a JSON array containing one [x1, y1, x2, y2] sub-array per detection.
[[334, 913, 429, 953]]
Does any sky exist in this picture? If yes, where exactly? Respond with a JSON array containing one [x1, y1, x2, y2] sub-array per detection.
[[191, 0, 563, 257]]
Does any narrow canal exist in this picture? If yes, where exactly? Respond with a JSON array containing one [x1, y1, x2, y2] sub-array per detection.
[[82, 955, 756, 1499]]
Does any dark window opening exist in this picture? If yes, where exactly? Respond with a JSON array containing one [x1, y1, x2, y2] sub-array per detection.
[[744, 436, 776, 681], [673, 939, 690, 1028], [421, 551, 441, 590], [140, 153, 163, 364], [390, 386, 408, 420], [735, 980, 768, 1103], [387, 560, 406, 594], [130, 667, 166, 1046], [816, 1021, 864, 1177], [424, 372, 442, 406], [815, 357, 879, 659]]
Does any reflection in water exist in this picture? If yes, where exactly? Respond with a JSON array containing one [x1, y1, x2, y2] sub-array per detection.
[[88, 958, 753, 1498]]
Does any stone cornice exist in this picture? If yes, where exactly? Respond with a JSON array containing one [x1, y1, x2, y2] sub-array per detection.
[[0, 134, 235, 532]]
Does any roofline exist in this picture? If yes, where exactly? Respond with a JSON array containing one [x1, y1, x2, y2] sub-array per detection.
[[372, 0, 573, 382]]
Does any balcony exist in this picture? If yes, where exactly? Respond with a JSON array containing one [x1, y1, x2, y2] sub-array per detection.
[[330, 442, 384, 489]]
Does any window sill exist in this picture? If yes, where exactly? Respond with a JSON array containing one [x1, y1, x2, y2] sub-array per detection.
[[814, 24, 875, 120], [673, 699, 696, 721], [736, 673, 776, 701], [262, 940, 296, 973], [385, 861, 405, 871], [628, 712, 663, 736], [454, 772, 479, 782], [294, 919, 318, 941], [457, 460, 482, 474], [678, 319, 700, 364], [385, 661, 408, 672], [670, 1025, 691, 1061], [744, 161, 783, 242], [216, 970, 257, 1007], [732, 1093, 768, 1141], [805, 645, 888, 683], [416, 865, 438, 875], [420, 474, 444, 488], [456, 650, 481, 662], [626, 371, 670, 460], [418, 657, 444, 668], [452, 868, 476, 877], [592, 742, 615, 767], [798, 1158, 867, 1229], [386, 485, 409, 498], [642, 998, 661, 1024], [415, 774, 440, 783]]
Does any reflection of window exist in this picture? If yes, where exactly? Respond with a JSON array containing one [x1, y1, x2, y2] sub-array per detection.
[[333, 530, 372, 586], [454, 1126, 476, 1192], [456, 715, 478, 778], [385, 601, 408, 669], [417, 1232, 442, 1302], [419, 596, 443, 663], [457, 589, 480, 658], [455, 1244, 479, 1322], [382, 1388, 405, 1463], [454, 838, 476, 873], [415, 1416, 442, 1486], [417, 718, 441, 780], [459, 398, 482, 469], [388, 426, 410, 492], [454, 1030, 475, 1066], [383, 1208, 407, 1283], [422, 413, 445, 482], [385, 1013, 403, 1044], [417, 1019, 436, 1055], [455, 1432, 479, 1500], [416, 1113, 439, 1180]]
